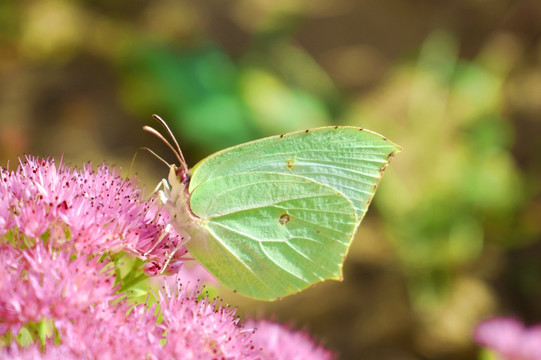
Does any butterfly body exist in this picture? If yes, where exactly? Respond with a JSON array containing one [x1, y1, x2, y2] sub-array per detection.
[[155, 125, 400, 300]]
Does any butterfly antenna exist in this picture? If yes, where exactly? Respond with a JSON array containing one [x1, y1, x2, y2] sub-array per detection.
[[127, 149, 139, 178], [140, 146, 172, 169], [143, 122, 187, 171], [152, 114, 188, 171], [142, 125, 181, 163]]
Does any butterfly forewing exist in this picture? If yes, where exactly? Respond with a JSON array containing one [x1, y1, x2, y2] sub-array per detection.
[[189, 127, 400, 222]]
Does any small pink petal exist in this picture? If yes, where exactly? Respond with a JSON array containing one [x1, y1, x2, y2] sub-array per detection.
[[474, 317, 541, 360]]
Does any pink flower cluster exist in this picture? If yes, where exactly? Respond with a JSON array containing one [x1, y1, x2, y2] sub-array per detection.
[[0, 155, 185, 266], [1, 285, 260, 359], [247, 319, 335, 360], [0, 156, 334, 359], [474, 317, 541, 360]]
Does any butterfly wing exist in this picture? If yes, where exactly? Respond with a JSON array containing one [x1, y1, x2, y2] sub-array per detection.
[[190, 127, 400, 222], [185, 127, 400, 300], [188, 172, 357, 299]]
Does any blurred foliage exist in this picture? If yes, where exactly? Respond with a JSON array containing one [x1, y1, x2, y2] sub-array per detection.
[[2, 1, 541, 359], [119, 43, 333, 156], [345, 31, 525, 354]]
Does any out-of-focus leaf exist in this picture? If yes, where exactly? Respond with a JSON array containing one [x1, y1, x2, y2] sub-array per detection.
[[240, 68, 329, 134], [120, 45, 257, 155], [120, 43, 335, 158]]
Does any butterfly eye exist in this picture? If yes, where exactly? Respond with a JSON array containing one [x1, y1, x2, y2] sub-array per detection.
[[175, 168, 189, 184], [181, 173, 189, 184]]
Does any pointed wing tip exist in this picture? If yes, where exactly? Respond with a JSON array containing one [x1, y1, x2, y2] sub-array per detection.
[[354, 126, 402, 154], [381, 136, 402, 154], [387, 146, 402, 162]]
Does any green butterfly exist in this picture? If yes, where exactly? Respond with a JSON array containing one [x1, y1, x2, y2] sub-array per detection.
[[145, 115, 400, 300]]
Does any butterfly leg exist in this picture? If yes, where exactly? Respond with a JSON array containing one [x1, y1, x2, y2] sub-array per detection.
[[147, 177, 193, 275]]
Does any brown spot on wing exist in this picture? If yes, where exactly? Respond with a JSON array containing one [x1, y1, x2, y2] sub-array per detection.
[[286, 157, 295, 169], [279, 214, 290, 225]]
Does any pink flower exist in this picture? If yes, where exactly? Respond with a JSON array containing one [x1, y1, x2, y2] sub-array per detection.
[[157, 287, 260, 359], [0, 341, 74, 359], [245, 319, 335, 360], [51, 301, 164, 359], [474, 317, 541, 360], [1, 285, 262, 359], [0, 155, 335, 359], [0, 242, 119, 335], [0, 156, 186, 270], [1, 300, 163, 359], [0, 156, 189, 354]]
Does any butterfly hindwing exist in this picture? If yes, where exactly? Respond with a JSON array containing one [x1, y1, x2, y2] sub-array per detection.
[[187, 172, 357, 300]]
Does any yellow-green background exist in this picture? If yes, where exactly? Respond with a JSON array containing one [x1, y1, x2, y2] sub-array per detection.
[[1, 1, 541, 359]]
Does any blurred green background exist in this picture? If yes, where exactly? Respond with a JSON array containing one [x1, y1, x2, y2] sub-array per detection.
[[1, 1, 541, 359]]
